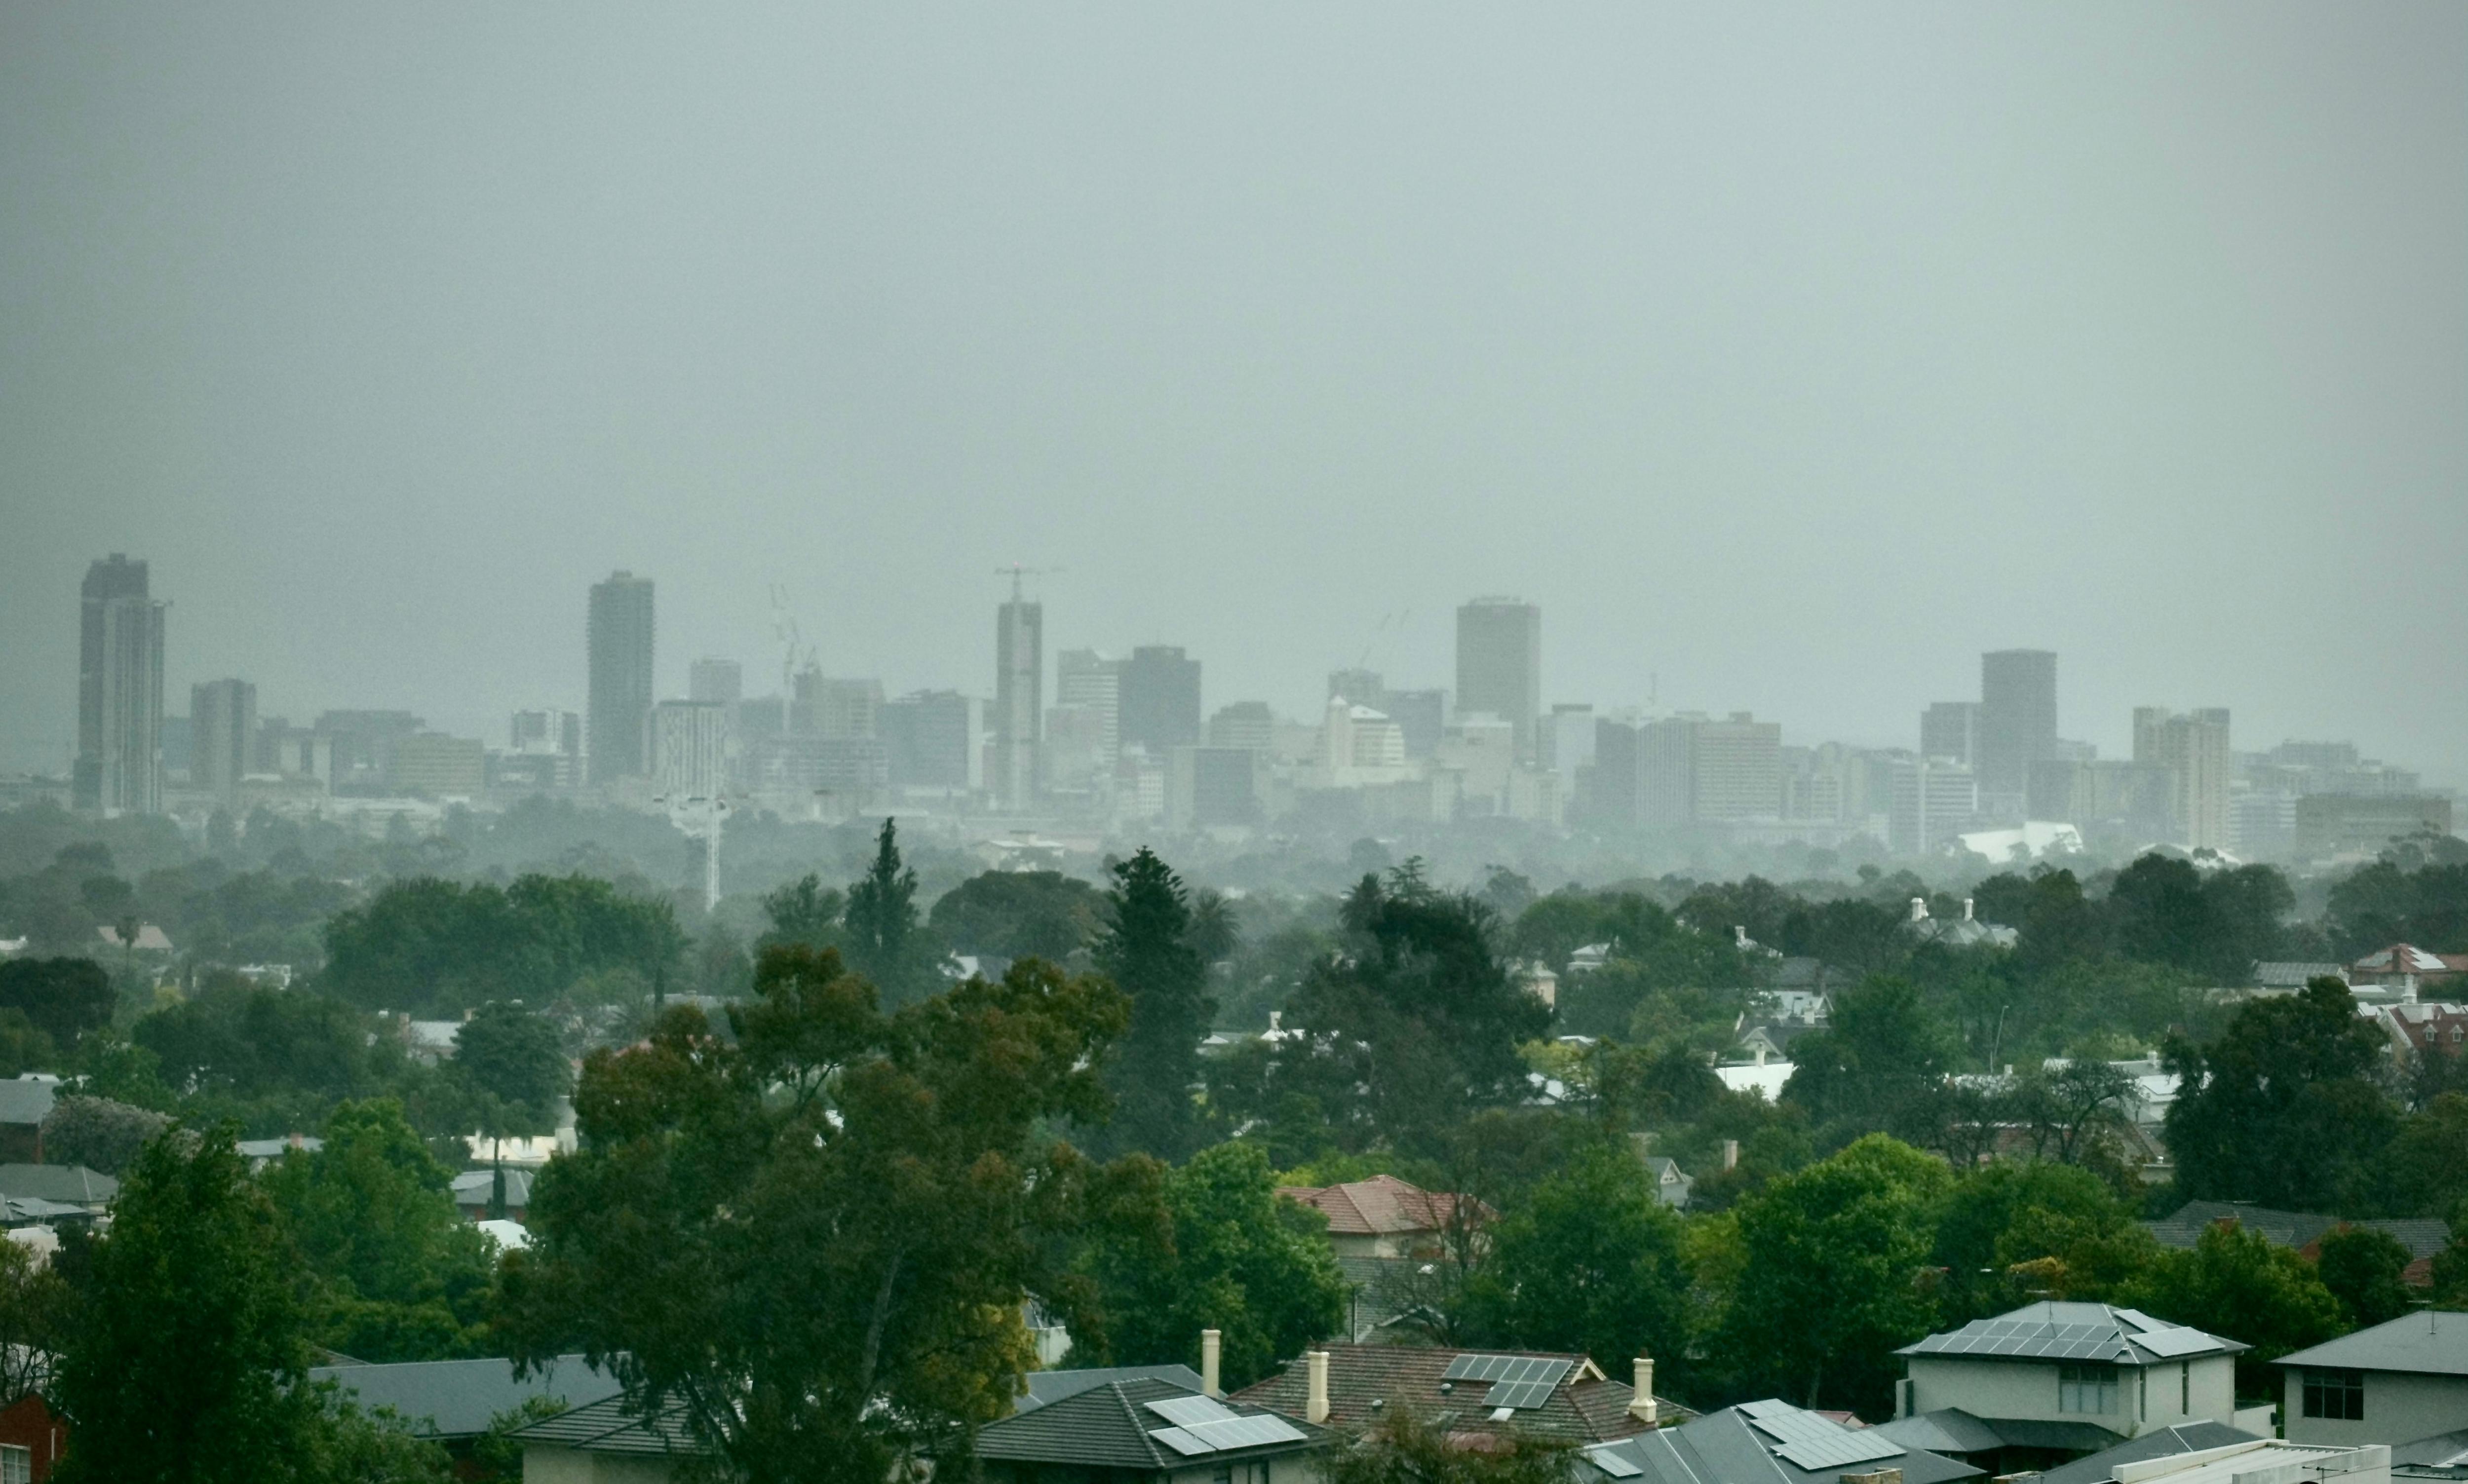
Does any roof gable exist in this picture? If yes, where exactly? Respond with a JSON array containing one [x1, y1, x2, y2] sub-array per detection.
[[2273, 1310, 2468, 1376], [980, 1376, 1328, 1471], [1898, 1302, 2241, 1364]]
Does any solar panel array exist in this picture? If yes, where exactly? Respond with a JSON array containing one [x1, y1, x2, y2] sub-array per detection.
[[1147, 1397, 1239, 1428], [2126, 1326, 2216, 1359], [1915, 1320, 2134, 1363], [1742, 1405, 1905, 1473], [1441, 1355, 1575, 1408], [1148, 1415, 1309, 1457], [1586, 1445, 1645, 1478]]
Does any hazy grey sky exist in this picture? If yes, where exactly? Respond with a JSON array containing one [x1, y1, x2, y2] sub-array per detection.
[[5, 5, 2463, 782]]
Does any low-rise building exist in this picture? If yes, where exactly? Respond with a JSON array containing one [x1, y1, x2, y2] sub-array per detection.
[[1581, 1396, 1980, 1484], [2037, 1437, 2389, 1484], [2277, 1313, 2468, 1448], [981, 1372, 1332, 1484], [1895, 1303, 2244, 1447], [1232, 1346, 1683, 1447]]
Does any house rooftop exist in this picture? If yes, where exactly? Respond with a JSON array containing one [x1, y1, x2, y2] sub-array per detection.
[[1229, 1344, 1684, 1446], [309, 1355, 622, 1439], [0, 1165, 116, 1206], [979, 1375, 1330, 1473], [1897, 1301, 2243, 1364], [2275, 1312, 2468, 1378], [0, 1082, 55, 1128], [2143, 1203, 2452, 1267], [1274, 1175, 1484, 1237], [1581, 1399, 1982, 1484], [1873, 1407, 2137, 1460], [1018, 1365, 1206, 1412], [509, 1391, 699, 1456], [2037, 1424, 2270, 1484], [2100, 1439, 2386, 1484]]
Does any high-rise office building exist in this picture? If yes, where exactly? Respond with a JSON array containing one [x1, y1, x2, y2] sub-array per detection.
[[587, 572, 656, 784], [994, 590, 1042, 808], [1119, 646, 1202, 756], [1327, 668, 1384, 708], [882, 690, 982, 791], [1977, 649, 2057, 800], [191, 679, 258, 802], [1207, 701, 1276, 752], [1888, 755, 1980, 856], [1543, 704, 1597, 777], [647, 700, 733, 796], [76, 555, 163, 814], [1920, 701, 1981, 765], [1456, 598, 1542, 765], [1382, 688, 1447, 759], [1056, 650, 1121, 759], [688, 658, 742, 706], [2134, 706, 2232, 850]]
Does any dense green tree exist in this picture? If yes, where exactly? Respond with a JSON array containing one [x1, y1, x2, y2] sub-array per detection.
[[0, 956, 116, 1049], [2121, 1219, 2340, 1398], [1459, 1142, 1691, 1380], [39, 1095, 172, 1176], [1781, 976, 1950, 1144], [2364, 1093, 2468, 1218], [841, 818, 939, 1005], [2314, 1226, 2415, 1330], [53, 1123, 328, 1483], [926, 869, 1105, 963], [133, 978, 383, 1128], [1932, 1161, 2152, 1322], [1717, 1134, 1950, 1414], [1092, 849, 1212, 1160], [2105, 857, 2295, 983], [263, 1100, 496, 1362], [0, 1236, 69, 1405], [2325, 859, 2468, 957], [1077, 1142, 1346, 1390], [1260, 873, 1549, 1157], [321, 874, 683, 1015], [2163, 978, 2398, 1208], [758, 873, 845, 952], [1322, 1404, 1571, 1484], [450, 1004, 570, 1131], [497, 945, 1157, 1483]]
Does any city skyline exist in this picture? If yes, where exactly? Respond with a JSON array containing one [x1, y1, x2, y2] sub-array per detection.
[[4, 6, 2462, 788]]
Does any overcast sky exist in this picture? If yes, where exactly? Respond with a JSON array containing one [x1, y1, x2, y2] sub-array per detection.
[[4, 5, 2463, 783]]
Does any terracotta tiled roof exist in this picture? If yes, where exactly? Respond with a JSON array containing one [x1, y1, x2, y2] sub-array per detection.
[[1228, 1344, 1687, 1446], [1275, 1176, 1491, 1237]]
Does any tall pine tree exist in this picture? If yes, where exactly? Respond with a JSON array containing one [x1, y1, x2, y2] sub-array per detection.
[[1093, 848, 1212, 1160], [843, 818, 936, 1005]]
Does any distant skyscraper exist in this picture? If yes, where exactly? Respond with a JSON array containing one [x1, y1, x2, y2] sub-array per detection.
[[1920, 701, 1980, 765], [1057, 650, 1122, 760], [587, 571, 656, 784], [882, 690, 982, 790], [1119, 646, 1202, 756], [1327, 668, 1384, 708], [2134, 706, 2232, 850], [1977, 649, 2057, 799], [76, 554, 160, 813], [688, 658, 742, 706], [1207, 701, 1276, 752], [994, 588, 1042, 807], [647, 700, 733, 796], [191, 679, 258, 803], [1456, 598, 1542, 765]]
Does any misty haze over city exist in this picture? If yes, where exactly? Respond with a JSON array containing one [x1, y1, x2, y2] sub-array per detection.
[[2, 10, 2468, 1483]]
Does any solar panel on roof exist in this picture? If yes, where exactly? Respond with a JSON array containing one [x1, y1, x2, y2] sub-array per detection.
[[2129, 1326, 2216, 1359], [1152, 1428, 1213, 1456], [1148, 1396, 1240, 1428], [1488, 1381, 1559, 1410], [1745, 1407, 1905, 1472], [1149, 1415, 1309, 1456], [1588, 1446, 1645, 1478]]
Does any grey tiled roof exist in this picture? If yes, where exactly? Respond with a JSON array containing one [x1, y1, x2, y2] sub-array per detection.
[[2143, 1202, 2451, 1263], [508, 1392, 700, 1456], [2035, 1422, 2261, 1484], [1230, 1344, 1680, 1446], [308, 1355, 622, 1439], [0, 1083, 55, 1128], [1019, 1366, 1206, 1412], [1584, 1402, 1983, 1484], [2275, 1312, 2468, 1377], [0, 1165, 116, 1206], [978, 1375, 1330, 1472]]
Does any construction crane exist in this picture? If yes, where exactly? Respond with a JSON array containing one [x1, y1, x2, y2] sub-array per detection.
[[994, 564, 1061, 601], [767, 583, 812, 696]]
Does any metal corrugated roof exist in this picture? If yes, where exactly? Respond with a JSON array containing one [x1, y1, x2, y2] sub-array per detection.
[[309, 1355, 622, 1438]]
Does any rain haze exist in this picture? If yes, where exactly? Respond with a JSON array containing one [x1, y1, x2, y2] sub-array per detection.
[[3, 3, 2464, 783]]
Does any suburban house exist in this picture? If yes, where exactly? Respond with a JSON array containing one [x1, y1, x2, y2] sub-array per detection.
[[2349, 946, 2467, 998], [0, 1166, 116, 1220], [1580, 1397, 1980, 1484], [309, 1355, 623, 1471], [2376, 1004, 2468, 1065], [451, 1166, 535, 1223], [1018, 1365, 1208, 1413], [2276, 1313, 2468, 1448], [0, 1388, 66, 1483], [1231, 1345, 1688, 1446], [978, 1373, 1334, 1484], [1641, 1155, 1694, 1211], [1893, 1302, 2244, 1454], [1274, 1176, 1483, 1260], [508, 1391, 699, 1482], [2393, 1426, 2468, 1483], [2020, 1437, 2390, 1484], [0, 1081, 54, 1164], [2145, 1205, 2453, 1289]]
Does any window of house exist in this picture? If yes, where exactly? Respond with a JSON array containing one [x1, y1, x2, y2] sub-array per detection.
[[2060, 1364, 2119, 1414], [2303, 1370, 2365, 1421], [0, 1444, 27, 1484]]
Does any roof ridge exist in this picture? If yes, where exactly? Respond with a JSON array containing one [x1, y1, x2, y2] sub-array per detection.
[[1109, 1380, 1168, 1470]]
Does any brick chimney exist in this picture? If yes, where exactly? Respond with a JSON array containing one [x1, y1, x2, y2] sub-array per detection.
[[1307, 1351, 1330, 1424], [1628, 1358, 1658, 1426], [1201, 1329, 1222, 1398]]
